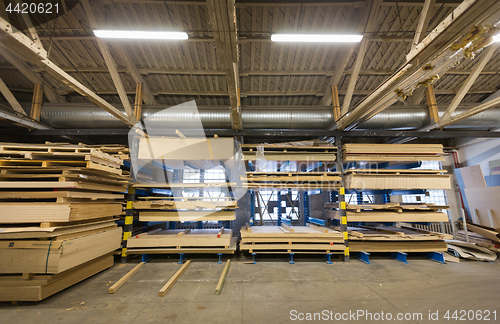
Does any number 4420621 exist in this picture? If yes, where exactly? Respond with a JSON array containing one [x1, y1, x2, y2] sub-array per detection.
[[444, 310, 496, 321], [6, 2, 59, 14]]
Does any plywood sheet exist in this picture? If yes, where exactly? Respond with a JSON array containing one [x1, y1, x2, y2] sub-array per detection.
[[464, 187, 500, 227], [459, 165, 486, 188]]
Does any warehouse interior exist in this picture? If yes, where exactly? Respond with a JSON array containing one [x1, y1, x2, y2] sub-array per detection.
[[0, 0, 500, 323]]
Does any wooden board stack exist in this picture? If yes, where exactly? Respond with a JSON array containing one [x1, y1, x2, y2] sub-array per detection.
[[343, 226, 451, 252], [344, 169, 451, 190], [134, 196, 238, 222], [325, 202, 450, 223], [240, 225, 345, 254], [0, 142, 125, 301], [241, 144, 337, 162], [342, 144, 445, 162], [126, 228, 237, 255], [243, 172, 342, 190]]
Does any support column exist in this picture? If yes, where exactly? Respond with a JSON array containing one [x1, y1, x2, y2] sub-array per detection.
[[335, 135, 349, 262], [425, 84, 439, 124], [134, 83, 143, 123], [30, 84, 43, 121], [121, 186, 136, 263], [332, 85, 341, 122]]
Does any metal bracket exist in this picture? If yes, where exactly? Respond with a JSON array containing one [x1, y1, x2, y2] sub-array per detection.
[[178, 253, 186, 264], [423, 252, 445, 264], [251, 253, 257, 264], [355, 251, 371, 264], [391, 251, 408, 264], [217, 253, 223, 264], [289, 253, 295, 264], [141, 254, 151, 263], [324, 253, 333, 264]]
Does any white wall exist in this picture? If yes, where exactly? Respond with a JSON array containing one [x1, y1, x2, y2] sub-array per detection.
[[457, 138, 500, 176]]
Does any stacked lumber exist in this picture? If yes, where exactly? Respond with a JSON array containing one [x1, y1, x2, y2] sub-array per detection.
[[134, 197, 237, 222], [325, 202, 449, 223], [344, 169, 451, 190], [243, 171, 342, 190], [86, 144, 130, 160], [0, 142, 125, 301], [126, 228, 237, 254], [343, 226, 450, 252], [241, 144, 337, 162], [240, 225, 345, 254], [342, 144, 445, 162]]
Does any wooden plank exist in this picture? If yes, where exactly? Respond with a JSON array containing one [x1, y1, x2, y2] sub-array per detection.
[[30, 84, 43, 120], [0, 17, 133, 126], [159, 260, 191, 297], [109, 262, 146, 294], [441, 44, 498, 121], [139, 210, 236, 222], [0, 77, 27, 115], [215, 260, 230, 295], [425, 84, 439, 123], [326, 209, 449, 222]]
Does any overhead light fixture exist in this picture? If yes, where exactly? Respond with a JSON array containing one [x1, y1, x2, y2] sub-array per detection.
[[270, 34, 363, 43], [93, 30, 188, 40], [494, 34, 500, 42]]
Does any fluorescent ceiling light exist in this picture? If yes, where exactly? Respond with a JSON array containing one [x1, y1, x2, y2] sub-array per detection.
[[271, 34, 363, 43], [494, 34, 500, 42], [93, 30, 188, 40]]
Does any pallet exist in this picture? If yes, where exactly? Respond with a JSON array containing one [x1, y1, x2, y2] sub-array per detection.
[[0, 159, 122, 175], [0, 254, 113, 301]]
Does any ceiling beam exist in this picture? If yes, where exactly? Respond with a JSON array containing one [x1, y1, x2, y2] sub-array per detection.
[[206, 0, 242, 130], [0, 108, 51, 129], [441, 44, 498, 121], [113, 45, 155, 105], [2, 65, 497, 77], [0, 48, 62, 103], [411, 0, 436, 52], [439, 95, 500, 128], [82, 0, 134, 119], [333, 0, 500, 131], [0, 77, 27, 115], [0, 17, 134, 126]]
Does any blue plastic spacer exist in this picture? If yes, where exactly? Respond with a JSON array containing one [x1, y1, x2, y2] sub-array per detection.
[[217, 253, 223, 264], [423, 252, 445, 264], [324, 253, 332, 264], [355, 251, 371, 264], [391, 251, 408, 264], [289, 253, 295, 264], [251, 253, 257, 264], [178, 253, 186, 264], [141, 254, 151, 263]]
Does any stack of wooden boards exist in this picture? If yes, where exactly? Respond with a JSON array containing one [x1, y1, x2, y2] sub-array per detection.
[[325, 202, 449, 223], [344, 226, 450, 252], [240, 225, 345, 254], [241, 144, 337, 162], [243, 172, 342, 190], [134, 197, 238, 222], [0, 142, 125, 301], [126, 228, 237, 254], [342, 144, 445, 162], [344, 169, 451, 190]]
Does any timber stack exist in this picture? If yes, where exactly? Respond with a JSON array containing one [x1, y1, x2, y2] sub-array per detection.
[[0, 142, 126, 301]]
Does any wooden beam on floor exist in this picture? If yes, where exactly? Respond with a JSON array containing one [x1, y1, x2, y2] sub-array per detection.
[[425, 84, 439, 124], [215, 260, 230, 295], [109, 262, 146, 294], [159, 260, 191, 297], [0, 77, 27, 116], [0, 17, 134, 126], [441, 43, 498, 121], [30, 84, 43, 121]]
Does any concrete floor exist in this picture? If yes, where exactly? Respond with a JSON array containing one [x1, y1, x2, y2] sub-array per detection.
[[1, 253, 499, 324]]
